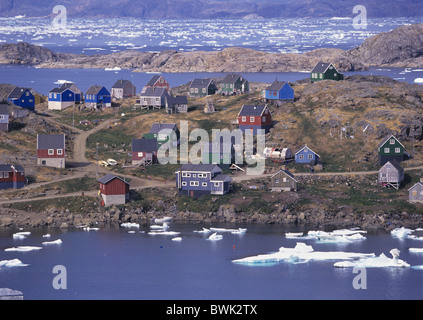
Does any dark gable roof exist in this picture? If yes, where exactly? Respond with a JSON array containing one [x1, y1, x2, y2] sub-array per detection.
[[37, 134, 65, 150], [132, 138, 158, 152], [311, 62, 333, 74], [140, 87, 167, 97], [266, 80, 287, 91], [167, 95, 187, 105], [149, 123, 177, 134], [7, 87, 31, 99], [190, 78, 213, 89], [408, 181, 423, 192], [378, 134, 405, 150], [0, 104, 8, 114], [0, 164, 24, 173], [180, 164, 222, 173], [97, 173, 130, 186], [222, 74, 242, 84], [211, 174, 232, 182], [50, 82, 81, 94], [112, 79, 132, 89], [146, 75, 164, 87], [295, 145, 320, 157], [86, 85, 108, 95], [271, 168, 298, 182], [239, 104, 267, 117], [382, 159, 404, 173]]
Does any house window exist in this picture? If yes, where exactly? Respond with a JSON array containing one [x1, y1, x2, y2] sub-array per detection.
[[412, 191, 417, 196], [308, 154, 313, 159], [195, 88, 198, 93], [395, 148, 401, 153], [190, 181, 199, 186], [283, 177, 287, 182], [48, 149, 54, 155], [57, 149, 63, 156], [156, 98, 160, 102], [202, 182, 207, 187], [390, 139, 395, 144], [334, 73, 337, 77], [198, 173, 206, 178], [273, 91, 277, 96], [0, 173, 2, 178], [138, 152, 143, 157], [26, 92, 29, 96], [214, 182, 220, 187], [182, 182, 187, 186], [274, 179, 279, 184], [190, 88, 194, 93], [299, 155, 304, 160], [158, 134, 167, 141], [250, 117, 255, 122], [160, 78, 164, 83], [319, 74, 323, 79], [262, 116, 266, 122], [241, 116, 246, 122], [4, 172, 8, 178], [384, 148, 390, 153], [182, 173, 191, 177], [202, 88, 206, 93], [0, 115, 4, 120], [381, 173, 387, 178]]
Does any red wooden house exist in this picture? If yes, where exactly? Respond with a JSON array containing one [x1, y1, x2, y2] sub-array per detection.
[[237, 104, 272, 134], [142, 75, 170, 93], [0, 164, 25, 190], [132, 138, 158, 166], [98, 174, 130, 206], [37, 134, 66, 169]]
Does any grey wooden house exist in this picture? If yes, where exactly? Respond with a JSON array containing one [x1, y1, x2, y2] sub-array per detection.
[[166, 95, 188, 114], [137, 87, 168, 109], [270, 168, 298, 192], [111, 79, 136, 100], [408, 181, 423, 203], [0, 104, 9, 132], [378, 160, 404, 190]]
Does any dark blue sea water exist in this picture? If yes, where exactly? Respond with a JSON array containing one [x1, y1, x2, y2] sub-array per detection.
[[1, 224, 423, 300]]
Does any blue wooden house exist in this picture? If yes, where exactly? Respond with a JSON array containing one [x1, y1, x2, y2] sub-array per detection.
[[264, 81, 294, 102], [85, 85, 111, 109], [175, 164, 232, 197], [48, 82, 82, 111], [295, 145, 320, 165], [7, 87, 35, 112]]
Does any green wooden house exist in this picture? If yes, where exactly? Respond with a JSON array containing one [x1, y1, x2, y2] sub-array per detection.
[[311, 62, 344, 83], [189, 78, 217, 97], [377, 134, 405, 165], [143, 123, 180, 148], [220, 74, 249, 96]]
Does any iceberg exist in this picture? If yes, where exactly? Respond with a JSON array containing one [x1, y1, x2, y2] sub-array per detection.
[[13, 231, 31, 240], [306, 229, 366, 243], [0, 259, 29, 267], [414, 78, 423, 84], [210, 227, 247, 234], [334, 249, 410, 268], [391, 227, 414, 239], [42, 239, 62, 245], [150, 222, 169, 230], [121, 222, 140, 228], [232, 243, 374, 265], [207, 233, 223, 241], [5, 246, 43, 252]]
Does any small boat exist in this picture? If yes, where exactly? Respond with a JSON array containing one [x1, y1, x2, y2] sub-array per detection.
[[107, 159, 118, 166], [99, 161, 109, 167]]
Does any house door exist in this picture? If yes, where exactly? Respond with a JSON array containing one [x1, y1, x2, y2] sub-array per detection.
[[189, 190, 194, 197]]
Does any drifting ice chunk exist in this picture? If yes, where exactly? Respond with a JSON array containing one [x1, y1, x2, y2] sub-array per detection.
[[42, 239, 62, 245], [5, 246, 43, 252], [210, 227, 247, 233], [172, 237, 182, 241], [154, 217, 172, 224], [193, 228, 211, 234], [13, 232, 31, 240], [410, 248, 423, 253], [207, 233, 223, 241], [334, 249, 409, 268], [121, 222, 140, 228], [148, 231, 181, 236], [0, 259, 29, 267], [83, 227, 100, 231], [42, 234, 51, 238], [150, 223, 169, 230], [391, 227, 414, 238]]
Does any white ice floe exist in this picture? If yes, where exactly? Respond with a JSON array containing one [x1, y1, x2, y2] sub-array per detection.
[[409, 248, 423, 253], [153, 217, 172, 224], [121, 222, 140, 228], [307, 229, 366, 243], [391, 227, 414, 239], [172, 237, 182, 241], [83, 227, 100, 231], [5, 246, 43, 252], [150, 222, 169, 230], [210, 227, 247, 234], [414, 78, 423, 84], [0, 259, 29, 267], [207, 233, 223, 241], [42, 234, 51, 238], [334, 249, 410, 268], [13, 231, 31, 240], [148, 231, 181, 236], [232, 242, 374, 265], [42, 239, 62, 245], [193, 228, 211, 234]]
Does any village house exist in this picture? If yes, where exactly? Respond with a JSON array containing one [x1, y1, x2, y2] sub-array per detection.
[[237, 104, 272, 134], [143, 123, 180, 148], [98, 174, 130, 206], [270, 168, 298, 192], [0, 164, 25, 190], [85, 85, 112, 109], [263, 80, 294, 103], [310, 62, 344, 83], [295, 145, 320, 165], [166, 95, 188, 114], [7, 87, 35, 112], [131, 138, 159, 166], [408, 180, 423, 203], [37, 134, 66, 169], [111, 79, 136, 100], [202, 142, 235, 166], [142, 75, 170, 93], [48, 82, 82, 111], [189, 78, 217, 98], [0, 104, 9, 132], [378, 160, 404, 190], [378, 134, 405, 165], [175, 164, 232, 197], [220, 74, 249, 96], [138, 87, 168, 110]]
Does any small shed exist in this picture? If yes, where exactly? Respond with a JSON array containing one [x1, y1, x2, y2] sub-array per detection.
[[378, 160, 404, 190], [264, 80, 294, 102], [295, 145, 320, 165], [98, 174, 130, 206], [408, 181, 423, 203], [132, 138, 158, 166], [270, 168, 298, 192], [37, 134, 66, 169], [166, 95, 188, 114]]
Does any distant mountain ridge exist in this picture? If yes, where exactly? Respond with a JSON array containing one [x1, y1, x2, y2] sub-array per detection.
[[1, 0, 423, 18], [0, 23, 422, 72]]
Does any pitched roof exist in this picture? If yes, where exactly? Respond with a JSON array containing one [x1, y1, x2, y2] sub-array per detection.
[[140, 87, 167, 97], [295, 145, 320, 157], [112, 79, 133, 89], [190, 78, 214, 89], [7, 87, 31, 100], [132, 138, 158, 153], [380, 159, 404, 173], [86, 85, 108, 95], [0, 104, 8, 115], [97, 173, 130, 185], [49, 82, 81, 94], [146, 75, 165, 87], [37, 134, 65, 150], [238, 104, 267, 117], [222, 74, 243, 84], [211, 174, 232, 182], [311, 62, 333, 74], [167, 95, 187, 105], [270, 168, 298, 182], [377, 134, 405, 150], [148, 123, 177, 134], [266, 80, 288, 91], [0, 164, 24, 173], [179, 164, 222, 173], [408, 181, 423, 191]]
